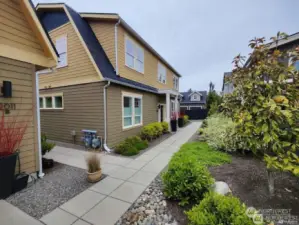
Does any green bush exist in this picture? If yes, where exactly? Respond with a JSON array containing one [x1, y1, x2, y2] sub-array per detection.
[[115, 136, 148, 156], [161, 122, 169, 133], [175, 142, 231, 167], [162, 148, 214, 206], [141, 122, 165, 140], [41, 134, 55, 156], [183, 115, 189, 125], [186, 192, 255, 225], [202, 113, 244, 152]]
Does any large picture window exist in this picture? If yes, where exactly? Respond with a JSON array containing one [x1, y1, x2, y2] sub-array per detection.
[[122, 92, 143, 129], [125, 37, 144, 73], [40, 93, 64, 110]]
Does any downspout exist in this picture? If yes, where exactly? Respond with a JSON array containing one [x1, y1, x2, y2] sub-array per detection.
[[36, 73, 44, 178], [115, 19, 121, 75], [103, 81, 112, 152]]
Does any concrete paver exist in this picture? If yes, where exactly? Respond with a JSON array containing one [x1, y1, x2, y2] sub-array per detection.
[[128, 170, 158, 186], [40, 208, 77, 225], [60, 190, 105, 217], [108, 167, 137, 180], [89, 177, 124, 195], [82, 197, 130, 225], [110, 181, 146, 203]]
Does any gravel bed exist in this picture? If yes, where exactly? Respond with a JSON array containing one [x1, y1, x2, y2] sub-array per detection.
[[7, 162, 105, 219], [116, 176, 178, 225]]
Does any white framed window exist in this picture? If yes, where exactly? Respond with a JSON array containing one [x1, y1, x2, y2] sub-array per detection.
[[56, 35, 68, 68], [122, 92, 143, 129], [125, 37, 144, 73], [158, 62, 167, 84], [173, 75, 179, 90], [191, 94, 200, 101], [171, 100, 175, 114], [40, 93, 64, 110]]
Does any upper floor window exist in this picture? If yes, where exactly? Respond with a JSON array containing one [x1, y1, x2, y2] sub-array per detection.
[[40, 93, 64, 109], [125, 37, 144, 73], [191, 93, 201, 101], [56, 35, 68, 68], [158, 63, 167, 84], [173, 75, 179, 90]]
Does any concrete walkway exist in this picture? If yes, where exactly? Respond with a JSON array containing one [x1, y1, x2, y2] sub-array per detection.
[[3, 121, 201, 225]]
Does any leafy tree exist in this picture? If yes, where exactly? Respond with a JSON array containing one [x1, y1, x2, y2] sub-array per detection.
[[207, 82, 222, 115], [222, 32, 299, 177]]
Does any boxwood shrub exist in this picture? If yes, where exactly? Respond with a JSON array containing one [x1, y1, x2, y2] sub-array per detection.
[[115, 136, 148, 156], [186, 192, 256, 225], [161, 122, 169, 133], [162, 150, 214, 206], [141, 122, 165, 140]]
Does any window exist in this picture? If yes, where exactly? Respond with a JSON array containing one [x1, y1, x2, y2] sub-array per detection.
[[294, 60, 299, 71], [158, 63, 167, 84], [40, 93, 64, 110], [125, 37, 144, 73], [171, 100, 175, 114], [173, 75, 179, 90], [122, 92, 143, 128], [56, 35, 67, 68], [191, 93, 201, 101]]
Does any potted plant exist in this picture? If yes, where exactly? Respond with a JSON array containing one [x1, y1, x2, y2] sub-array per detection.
[[86, 152, 102, 183], [0, 110, 28, 199], [170, 112, 178, 132], [178, 113, 184, 128], [41, 134, 55, 169]]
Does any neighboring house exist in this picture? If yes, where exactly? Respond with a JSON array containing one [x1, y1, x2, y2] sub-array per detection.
[[222, 72, 233, 94], [0, 0, 57, 174], [36, 3, 181, 149], [179, 90, 207, 110]]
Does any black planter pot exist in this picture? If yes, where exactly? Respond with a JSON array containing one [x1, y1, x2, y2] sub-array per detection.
[[178, 118, 184, 128], [13, 173, 29, 194], [42, 158, 54, 169], [170, 120, 177, 132], [0, 153, 17, 199]]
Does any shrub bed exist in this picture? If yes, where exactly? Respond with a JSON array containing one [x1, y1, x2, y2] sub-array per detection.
[[141, 122, 167, 140], [186, 192, 256, 225], [115, 136, 148, 156]]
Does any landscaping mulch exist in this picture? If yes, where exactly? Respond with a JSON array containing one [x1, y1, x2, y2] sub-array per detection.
[[209, 154, 299, 223], [7, 162, 106, 219]]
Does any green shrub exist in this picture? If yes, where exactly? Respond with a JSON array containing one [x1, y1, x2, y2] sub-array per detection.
[[186, 192, 255, 225], [115, 136, 148, 156], [115, 142, 139, 156], [202, 113, 244, 152], [153, 122, 163, 137], [161, 122, 169, 133], [41, 134, 55, 156], [141, 122, 165, 140], [175, 142, 231, 167], [201, 119, 208, 128], [162, 149, 214, 206], [183, 115, 189, 125]]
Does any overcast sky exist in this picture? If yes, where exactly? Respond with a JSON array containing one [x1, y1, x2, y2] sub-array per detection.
[[33, 0, 298, 92]]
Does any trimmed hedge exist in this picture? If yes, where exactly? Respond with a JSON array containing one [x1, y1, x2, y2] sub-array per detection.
[[186, 192, 256, 225], [115, 136, 148, 156], [162, 145, 214, 206], [161, 122, 169, 133], [141, 122, 165, 140]]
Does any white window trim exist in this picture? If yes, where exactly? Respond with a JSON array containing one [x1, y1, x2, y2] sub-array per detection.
[[37, 69, 53, 75], [158, 62, 167, 84], [122, 92, 143, 129], [125, 36, 144, 74], [173, 75, 179, 90], [56, 35, 68, 69], [191, 94, 201, 101], [40, 93, 64, 110]]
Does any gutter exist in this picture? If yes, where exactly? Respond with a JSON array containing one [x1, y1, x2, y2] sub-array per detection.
[[35, 73, 44, 178], [114, 19, 121, 75], [103, 81, 112, 152]]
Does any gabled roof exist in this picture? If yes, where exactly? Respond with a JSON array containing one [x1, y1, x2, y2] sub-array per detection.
[[188, 91, 202, 97], [36, 3, 158, 93], [180, 90, 207, 104], [80, 13, 182, 78]]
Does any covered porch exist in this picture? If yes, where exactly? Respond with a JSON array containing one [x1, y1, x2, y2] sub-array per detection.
[[157, 89, 180, 129]]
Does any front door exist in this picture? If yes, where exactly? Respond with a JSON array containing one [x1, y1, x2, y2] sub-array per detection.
[[160, 105, 164, 122]]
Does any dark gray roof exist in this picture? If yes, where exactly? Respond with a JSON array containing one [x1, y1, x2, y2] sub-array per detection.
[[180, 90, 207, 104]]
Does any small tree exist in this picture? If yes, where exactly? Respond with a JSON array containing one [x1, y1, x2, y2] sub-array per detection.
[[222, 32, 299, 178], [207, 82, 222, 115]]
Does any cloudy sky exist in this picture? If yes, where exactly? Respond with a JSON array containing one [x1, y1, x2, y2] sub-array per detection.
[[33, 0, 298, 92]]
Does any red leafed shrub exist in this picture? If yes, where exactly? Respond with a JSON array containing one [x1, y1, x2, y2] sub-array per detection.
[[0, 110, 29, 157]]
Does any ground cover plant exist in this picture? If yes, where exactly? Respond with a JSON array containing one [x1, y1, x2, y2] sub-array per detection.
[[115, 136, 148, 156]]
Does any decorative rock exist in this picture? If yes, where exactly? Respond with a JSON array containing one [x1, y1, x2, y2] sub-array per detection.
[[145, 209, 155, 215], [212, 181, 231, 195]]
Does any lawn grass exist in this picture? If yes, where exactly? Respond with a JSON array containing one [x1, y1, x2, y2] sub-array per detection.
[[176, 142, 232, 166]]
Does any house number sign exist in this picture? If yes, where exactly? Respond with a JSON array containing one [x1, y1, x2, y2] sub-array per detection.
[[0, 103, 16, 114]]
